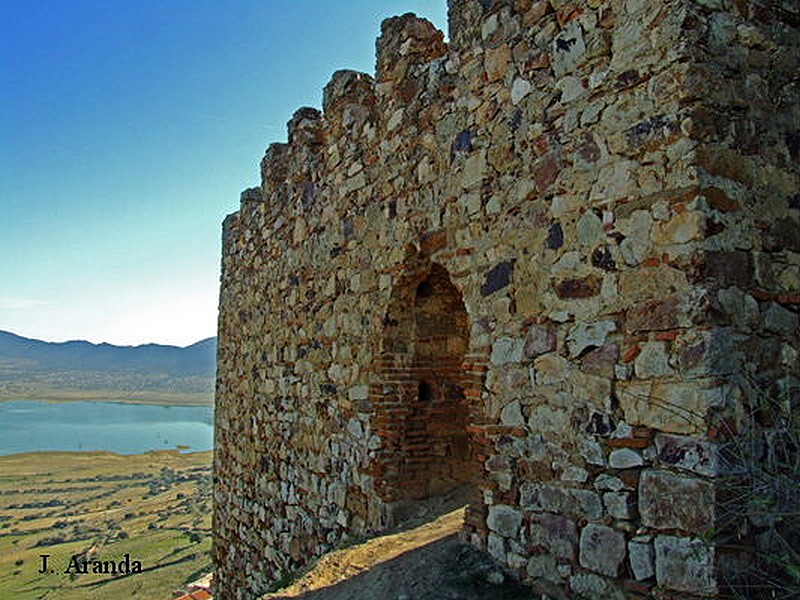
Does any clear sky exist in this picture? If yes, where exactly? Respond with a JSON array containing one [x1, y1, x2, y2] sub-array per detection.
[[0, 0, 448, 347]]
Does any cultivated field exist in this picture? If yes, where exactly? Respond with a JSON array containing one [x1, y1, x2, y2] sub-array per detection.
[[0, 450, 212, 599]]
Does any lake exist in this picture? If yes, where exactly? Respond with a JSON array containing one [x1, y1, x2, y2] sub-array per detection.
[[0, 400, 213, 455]]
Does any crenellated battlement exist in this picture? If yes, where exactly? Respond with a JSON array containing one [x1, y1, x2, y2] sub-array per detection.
[[215, 1, 799, 598]]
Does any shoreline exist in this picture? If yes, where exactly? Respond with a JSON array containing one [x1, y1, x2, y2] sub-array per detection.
[[0, 448, 214, 460], [0, 390, 213, 406]]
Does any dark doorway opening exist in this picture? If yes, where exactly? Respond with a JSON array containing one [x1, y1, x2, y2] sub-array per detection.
[[374, 262, 476, 517]]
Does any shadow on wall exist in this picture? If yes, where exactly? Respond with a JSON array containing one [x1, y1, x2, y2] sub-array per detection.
[[372, 257, 479, 521]]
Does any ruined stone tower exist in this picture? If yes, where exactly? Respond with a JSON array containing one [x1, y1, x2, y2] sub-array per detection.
[[214, 1, 799, 598]]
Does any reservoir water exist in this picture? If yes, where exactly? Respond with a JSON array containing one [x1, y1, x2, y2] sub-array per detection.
[[0, 400, 213, 455]]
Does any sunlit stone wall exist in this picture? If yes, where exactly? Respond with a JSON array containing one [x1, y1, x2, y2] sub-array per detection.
[[213, 1, 799, 598]]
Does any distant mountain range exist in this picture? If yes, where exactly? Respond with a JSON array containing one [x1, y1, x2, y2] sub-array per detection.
[[0, 331, 216, 405]]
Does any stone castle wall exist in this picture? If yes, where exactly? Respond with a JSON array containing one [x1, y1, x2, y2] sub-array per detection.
[[213, 1, 799, 598]]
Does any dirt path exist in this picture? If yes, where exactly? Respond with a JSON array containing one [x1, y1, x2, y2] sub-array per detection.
[[262, 508, 539, 600]]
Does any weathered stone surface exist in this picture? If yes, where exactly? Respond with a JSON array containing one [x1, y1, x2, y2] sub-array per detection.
[[577, 210, 604, 248], [654, 536, 717, 595], [491, 337, 524, 366], [487, 532, 505, 562], [570, 572, 626, 600], [552, 20, 586, 77], [524, 323, 557, 358], [500, 399, 525, 427], [608, 448, 644, 469], [579, 344, 618, 377], [461, 150, 488, 189], [579, 524, 626, 577], [618, 210, 652, 266], [604, 492, 636, 520], [633, 342, 674, 378], [484, 43, 510, 81], [639, 470, 714, 532], [594, 474, 625, 492], [348, 385, 369, 401], [487, 504, 523, 538], [703, 251, 752, 287], [655, 434, 718, 477], [511, 77, 531, 105], [526, 554, 559, 581], [481, 260, 514, 296], [555, 275, 601, 299], [579, 437, 606, 467], [618, 266, 690, 308], [625, 297, 681, 332], [214, 2, 799, 597], [521, 483, 603, 521], [629, 538, 655, 581], [546, 222, 564, 250], [618, 381, 709, 434], [529, 513, 578, 561], [652, 211, 704, 245], [566, 320, 616, 358], [717, 287, 759, 328], [764, 301, 799, 335]]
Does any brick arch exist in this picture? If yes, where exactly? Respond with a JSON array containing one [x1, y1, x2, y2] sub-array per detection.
[[371, 257, 481, 512]]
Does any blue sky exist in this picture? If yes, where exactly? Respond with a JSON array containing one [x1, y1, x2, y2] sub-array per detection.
[[0, 0, 448, 346]]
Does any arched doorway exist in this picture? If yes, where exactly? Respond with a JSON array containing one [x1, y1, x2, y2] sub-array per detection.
[[372, 259, 477, 512]]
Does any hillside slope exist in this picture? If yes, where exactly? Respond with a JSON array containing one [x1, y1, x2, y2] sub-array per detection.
[[264, 508, 547, 600], [0, 331, 216, 404]]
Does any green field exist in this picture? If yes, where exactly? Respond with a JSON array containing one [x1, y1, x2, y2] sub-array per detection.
[[0, 450, 213, 599]]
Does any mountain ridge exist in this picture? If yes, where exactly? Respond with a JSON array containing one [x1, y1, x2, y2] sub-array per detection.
[[0, 330, 216, 377], [0, 330, 216, 404]]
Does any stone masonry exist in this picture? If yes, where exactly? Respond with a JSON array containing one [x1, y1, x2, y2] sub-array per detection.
[[213, 1, 799, 598]]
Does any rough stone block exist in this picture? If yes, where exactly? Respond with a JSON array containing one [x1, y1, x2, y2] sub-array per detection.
[[654, 433, 718, 476], [487, 504, 523, 538], [618, 266, 690, 308], [625, 296, 682, 332], [487, 532, 506, 562], [555, 274, 601, 299], [639, 470, 714, 532], [594, 474, 626, 491], [566, 320, 616, 358], [481, 260, 514, 296], [579, 524, 626, 577], [526, 553, 559, 581], [529, 513, 578, 561], [604, 492, 636, 520], [490, 336, 524, 365], [618, 381, 708, 434], [654, 535, 716, 595], [552, 20, 586, 77], [652, 211, 704, 245], [521, 483, 603, 521], [703, 251, 752, 287], [570, 572, 626, 599], [500, 399, 525, 427], [633, 341, 674, 378], [629, 538, 655, 581], [348, 385, 370, 401], [579, 344, 618, 377], [524, 323, 557, 358], [764, 302, 799, 336], [608, 448, 644, 469]]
